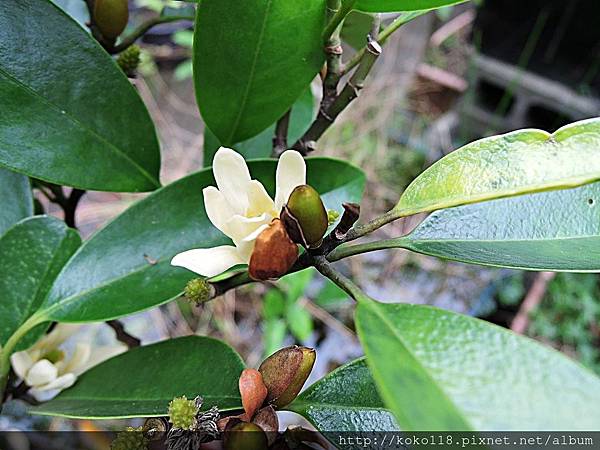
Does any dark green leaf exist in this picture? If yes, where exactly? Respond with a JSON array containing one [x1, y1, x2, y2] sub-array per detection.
[[288, 358, 398, 432], [395, 118, 600, 217], [0, 167, 32, 236], [32, 336, 244, 419], [35, 158, 364, 323], [194, 0, 325, 144], [355, 0, 466, 12], [0, 0, 160, 192], [0, 216, 80, 348], [203, 88, 316, 166], [356, 300, 600, 430], [395, 182, 600, 271]]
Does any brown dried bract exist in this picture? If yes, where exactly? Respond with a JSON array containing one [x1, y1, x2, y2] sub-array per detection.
[[248, 219, 298, 280], [239, 368, 268, 422]]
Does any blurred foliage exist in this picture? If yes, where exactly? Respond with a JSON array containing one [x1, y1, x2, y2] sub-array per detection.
[[497, 273, 600, 375], [262, 269, 348, 357], [529, 274, 600, 374]]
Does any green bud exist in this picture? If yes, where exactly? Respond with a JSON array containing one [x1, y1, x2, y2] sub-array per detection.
[[327, 209, 340, 225], [184, 278, 214, 305], [117, 44, 141, 77], [111, 427, 148, 450], [258, 346, 316, 408], [223, 421, 268, 450], [168, 396, 197, 430], [283, 185, 328, 248], [94, 0, 129, 41]]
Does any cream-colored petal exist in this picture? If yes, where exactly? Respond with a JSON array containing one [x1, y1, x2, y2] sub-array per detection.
[[171, 246, 245, 277], [33, 323, 81, 353], [25, 360, 57, 388], [203, 186, 236, 235], [275, 150, 306, 211], [75, 345, 127, 375], [10, 351, 34, 380], [236, 223, 270, 261], [59, 343, 91, 375], [35, 373, 77, 392], [213, 147, 251, 215], [246, 180, 276, 217], [225, 213, 272, 243]]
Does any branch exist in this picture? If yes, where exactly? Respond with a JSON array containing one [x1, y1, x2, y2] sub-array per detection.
[[272, 109, 291, 157], [35, 182, 85, 229], [322, 0, 357, 43], [111, 15, 195, 54], [511, 272, 556, 334], [343, 10, 428, 75], [292, 39, 382, 154], [312, 256, 364, 301], [106, 320, 141, 348], [317, 202, 360, 255]]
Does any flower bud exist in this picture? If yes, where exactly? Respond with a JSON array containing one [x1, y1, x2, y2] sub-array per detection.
[[258, 346, 316, 408], [110, 427, 148, 450], [183, 278, 214, 305], [94, 0, 129, 41], [239, 368, 267, 421], [249, 219, 298, 281], [282, 185, 328, 248], [223, 421, 268, 450], [117, 44, 141, 77], [168, 396, 197, 430]]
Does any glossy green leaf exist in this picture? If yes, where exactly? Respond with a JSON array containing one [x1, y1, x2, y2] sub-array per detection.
[[0, 216, 80, 348], [203, 88, 316, 166], [288, 358, 399, 432], [355, 0, 466, 12], [395, 118, 600, 216], [34, 158, 364, 323], [0, 0, 160, 192], [194, 0, 326, 144], [32, 336, 244, 419], [355, 300, 600, 430], [395, 182, 600, 271], [0, 167, 32, 236]]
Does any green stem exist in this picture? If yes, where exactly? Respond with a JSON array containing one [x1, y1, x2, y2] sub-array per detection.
[[342, 208, 403, 242], [0, 315, 44, 397], [111, 15, 195, 54], [328, 238, 403, 262], [312, 256, 364, 301], [322, 0, 357, 43], [343, 10, 429, 75]]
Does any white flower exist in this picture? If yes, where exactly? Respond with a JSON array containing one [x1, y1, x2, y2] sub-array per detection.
[[10, 324, 126, 400], [171, 147, 306, 278]]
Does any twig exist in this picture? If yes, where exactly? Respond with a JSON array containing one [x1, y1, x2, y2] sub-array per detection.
[[317, 202, 360, 255], [106, 320, 141, 348], [110, 15, 195, 54], [343, 10, 429, 75], [322, 0, 357, 43], [292, 39, 382, 154], [272, 110, 291, 157], [312, 256, 364, 301], [511, 272, 556, 334], [34, 181, 86, 229]]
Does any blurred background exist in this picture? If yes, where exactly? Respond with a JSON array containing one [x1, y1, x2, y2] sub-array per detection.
[[3, 0, 600, 438]]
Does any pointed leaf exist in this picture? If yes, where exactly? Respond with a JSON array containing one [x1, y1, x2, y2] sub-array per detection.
[[194, 0, 326, 144], [0, 0, 160, 192], [31, 336, 245, 419], [356, 300, 600, 430], [288, 358, 399, 432], [395, 118, 600, 216], [0, 216, 80, 348], [0, 167, 32, 236], [396, 181, 600, 271], [35, 158, 364, 323], [355, 0, 467, 12]]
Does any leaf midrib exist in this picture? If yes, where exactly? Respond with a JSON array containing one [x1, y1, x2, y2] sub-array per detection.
[[225, 0, 273, 144], [0, 66, 159, 188], [407, 234, 600, 245]]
